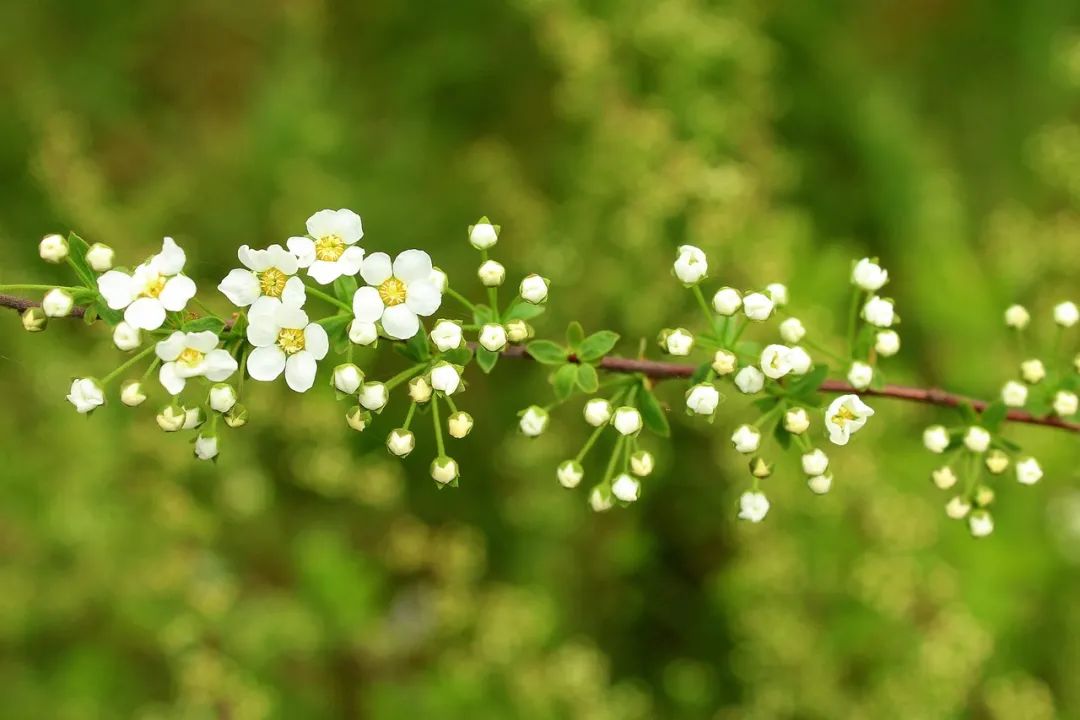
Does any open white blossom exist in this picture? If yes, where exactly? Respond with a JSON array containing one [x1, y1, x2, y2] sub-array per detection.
[[734, 366, 765, 394], [1054, 390, 1078, 417], [1054, 301, 1079, 328], [737, 491, 770, 523], [1016, 457, 1043, 485], [583, 398, 612, 427], [67, 378, 104, 414], [430, 319, 463, 352], [353, 250, 442, 340], [1004, 304, 1030, 329], [779, 317, 805, 344], [852, 258, 888, 291], [557, 460, 584, 488], [963, 426, 991, 453], [712, 287, 742, 315], [97, 237, 197, 330], [246, 298, 329, 392], [156, 331, 238, 395], [847, 362, 873, 390], [731, 425, 761, 454], [219, 245, 301, 309], [825, 394, 874, 446], [760, 345, 792, 380], [742, 292, 774, 321], [875, 330, 900, 357], [923, 425, 950, 453], [673, 245, 707, 284], [611, 473, 641, 503], [520, 274, 549, 304], [1001, 380, 1028, 408], [686, 383, 720, 416], [861, 296, 895, 328], [287, 209, 365, 285], [519, 406, 549, 437]]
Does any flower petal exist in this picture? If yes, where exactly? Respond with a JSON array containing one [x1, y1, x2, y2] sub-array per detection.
[[248, 296, 280, 323], [280, 277, 306, 307], [304, 323, 329, 360], [152, 237, 186, 275], [337, 246, 365, 277], [97, 271, 135, 310], [393, 249, 433, 283], [218, 268, 260, 307], [159, 275, 197, 311], [275, 304, 309, 330], [188, 331, 220, 353], [284, 351, 317, 392], [287, 236, 316, 267], [247, 345, 286, 381], [381, 304, 419, 340], [155, 332, 187, 361], [352, 286, 385, 322], [159, 362, 186, 395], [360, 252, 393, 286], [125, 298, 167, 330], [405, 280, 441, 317], [247, 315, 279, 347], [334, 209, 364, 244], [306, 209, 339, 240], [239, 245, 270, 272], [268, 244, 299, 274], [203, 349, 239, 381], [307, 260, 342, 285]]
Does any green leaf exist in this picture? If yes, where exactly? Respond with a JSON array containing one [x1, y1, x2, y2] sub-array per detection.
[[473, 304, 495, 325], [182, 316, 227, 335], [773, 421, 792, 450], [690, 361, 713, 385], [526, 340, 568, 365], [576, 363, 599, 393], [980, 401, 1007, 432], [82, 305, 98, 325], [790, 364, 829, 399], [65, 232, 97, 288], [396, 331, 431, 363], [476, 347, 499, 374], [957, 402, 979, 425], [552, 363, 578, 401], [504, 302, 546, 322], [442, 346, 474, 366], [577, 331, 620, 362], [565, 321, 585, 350], [92, 300, 123, 326], [638, 388, 670, 437], [333, 276, 358, 304]]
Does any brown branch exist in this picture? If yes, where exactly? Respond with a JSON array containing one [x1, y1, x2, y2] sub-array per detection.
[[3, 293, 1078, 434]]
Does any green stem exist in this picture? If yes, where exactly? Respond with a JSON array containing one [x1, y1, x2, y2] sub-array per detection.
[[385, 363, 427, 391], [431, 394, 446, 457], [446, 287, 477, 314], [602, 436, 627, 483], [801, 338, 846, 364], [305, 284, 353, 313], [846, 288, 863, 358], [576, 423, 607, 463], [444, 394, 459, 414], [0, 284, 80, 292], [403, 402, 417, 430], [102, 345, 157, 386], [692, 285, 718, 334], [141, 357, 161, 381], [727, 319, 749, 348]]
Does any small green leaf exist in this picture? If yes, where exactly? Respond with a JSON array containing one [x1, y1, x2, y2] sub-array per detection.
[[82, 305, 98, 325], [578, 331, 620, 362], [182, 316, 227, 334], [980, 401, 1007, 432], [395, 331, 431, 363], [690, 362, 713, 385], [504, 302, 546, 322], [476, 347, 499, 374], [526, 340, 568, 365], [638, 388, 670, 437], [566, 321, 585, 350], [957, 402, 979, 425], [333, 276, 358, 303], [576, 363, 599, 393], [773, 421, 792, 450], [442, 346, 474, 366], [473, 304, 495, 325], [66, 232, 97, 288], [790, 364, 829, 399], [92, 300, 123, 326], [552, 363, 578, 400]]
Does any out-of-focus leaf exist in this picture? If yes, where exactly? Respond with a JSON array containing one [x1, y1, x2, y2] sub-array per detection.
[[639, 387, 670, 437]]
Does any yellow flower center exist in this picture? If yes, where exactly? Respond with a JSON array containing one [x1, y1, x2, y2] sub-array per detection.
[[143, 274, 167, 298], [378, 277, 408, 307], [178, 348, 205, 368], [277, 328, 306, 355], [314, 234, 345, 262], [831, 405, 858, 427], [258, 267, 288, 297]]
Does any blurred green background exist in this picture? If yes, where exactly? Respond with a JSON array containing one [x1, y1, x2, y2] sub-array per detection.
[[1, 0, 1079, 717]]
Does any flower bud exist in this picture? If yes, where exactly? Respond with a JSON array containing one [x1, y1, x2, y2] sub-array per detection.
[[861, 296, 895, 328], [387, 428, 415, 457], [1016, 457, 1042, 485], [1053, 390, 1078, 417], [333, 363, 364, 394], [194, 433, 219, 461], [429, 267, 448, 293], [922, 425, 950, 454], [1004, 304, 1029, 329], [787, 346, 813, 375], [985, 450, 1009, 475], [113, 321, 142, 351], [730, 424, 761, 454], [349, 320, 379, 346], [766, 283, 788, 307], [506, 319, 532, 343], [611, 473, 641, 502], [738, 491, 770, 522], [712, 287, 742, 315], [611, 406, 643, 436], [663, 328, 694, 356], [430, 456, 459, 485], [673, 245, 707, 284], [519, 405, 549, 437], [477, 259, 506, 287], [583, 398, 612, 427], [430, 362, 461, 395], [39, 233, 68, 263], [478, 323, 507, 352], [468, 220, 499, 250], [42, 289, 74, 317], [963, 426, 991, 453], [589, 486, 614, 512], [974, 485, 995, 507], [874, 330, 900, 357], [224, 404, 249, 428], [630, 450, 655, 477], [182, 407, 205, 430], [932, 466, 958, 490], [408, 375, 433, 404], [208, 383, 238, 413], [852, 258, 888, 291], [359, 382, 388, 411], [519, 274, 549, 304], [447, 411, 474, 438], [156, 404, 186, 432], [121, 380, 148, 407], [734, 366, 764, 394], [784, 408, 810, 434], [430, 319, 463, 352], [66, 377, 104, 414], [21, 307, 48, 333], [968, 509, 994, 538], [742, 292, 774, 321], [685, 383, 720, 416], [847, 361, 873, 390], [1001, 380, 1028, 408], [557, 460, 584, 488], [711, 350, 737, 375], [1054, 300, 1079, 328], [779, 317, 805, 344], [945, 495, 971, 519], [801, 448, 829, 476], [346, 405, 371, 432], [807, 474, 833, 495], [749, 456, 774, 479], [86, 243, 115, 272], [1020, 359, 1046, 384]]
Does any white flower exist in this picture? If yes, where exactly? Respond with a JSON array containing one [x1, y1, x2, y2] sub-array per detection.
[[1001, 380, 1028, 408], [968, 510, 994, 538], [673, 245, 708, 284], [1020, 359, 1046, 384], [194, 434, 219, 461], [430, 362, 462, 395], [557, 460, 584, 488], [923, 425, 950, 454], [245, 299, 329, 393], [1054, 301, 1079, 328], [807, 474, 833, 495], [963, 426, 991, 453], [766, 283, 788, 306], [429, 267, 449, 293], [852, 258, 888, 291], [945, 496, 971, 519], [1004, 304, 1030, 329], [478, 323, 508, 352], [42, 289, 74, 317], [218, 244, 301, 308], [742, 292, 774, 321], [431, 456, 459, 485], [686, 383, 720, 416], [359, 382, 388, 411], [760, 344, 792, 380], [333, 364, 364, 394], [1016, 457, 1043, 485], [67, 378, 104, 414], [712, 350, 737, 375], [112, 321, 141, 351], [97, 237, 197, 330], [611, 473, 641, 503], [861, 296, 895, 328], [712, 287, 742, 315], [589, 486, 614, 512], [121, 380, 147, 407], [779, 317, 805, 344], [154, 331, 238, 395], [583, 398, 612, 427], [875, 330, 900, 357], [430, 319, 463, 352], [1054, 390, 1078, 417], [469, 220, 499, 250], [665, 328, 694, 356], [611, 406, 643, 436], [734, 366, 765, 394], [39, 233, 68, 263], [478, 259, 506, 287], [825, 394, 874, 446], [932, 467, 958, 489], [86, 243, 115, 272], [630, 450, 654, 477], [352, 250, 442, 340], [387, 429, 416, 457], [847, 361, 873, 390], [520, 274, 549, 303], [737, 491, 770, 523], [519, 405, 549, 437], [787, 346, 812, 375], [784, 408, 810, 434], [209, 384, 238, 413], [448, 411, 474, 438], [801, 448, 829, 476], [349, 319, 379, 346], [730, 425, 761, 454], [408, 376, 432, 403], [286, 209, 365, 285]]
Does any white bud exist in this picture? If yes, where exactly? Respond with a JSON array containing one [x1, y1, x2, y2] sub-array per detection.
[[1016, 457, 1043, 485], [1004, 304, 1030, 329], [611, 473, 641, 503], [874, 330, 900, 357], [39, 233, 69, 263], [429, 267, 448, 293], [760, 344, 792, 380], [359, 382, 388, 411], [42, 289, 74, 318], [685, 383, 720, 416], [932, 466, 958, 490], [611, 406, 643, 436], [801, 448, 829, 476], [784, 408, 810, 434], [583, 398, 612, 427], [711, 350, 737, 375], [349, 320, 379, 346], [194, 434, 219, 461], [673, 245, 708, 284], [712, 287, 742, 315], [787, 346, 812, 375], [387, 428, 416, 457], [346, 406, 371, 432], [113, 321, 142, 351], [333, 363, 364, 394], [737, 491, 770, 523], [469, 220, 499, 250], [447, 411, 474, 438], [478, 259, 506, 287], [430, 319, 463, 352], [519, 274, 549, 304], [963, 426, 991, 453], [1020, 359, 1046, 384], [945, 496, 972, 519], [1053, 390, 1078, 417], [589, 486, 615, 512], [734, 366, 765, 395], [86, 243, 115, 272], [430, 362, 462, 395], [1054, 301, 1079, 328], [182, 407, 205, 430], [730, 424, 761, 454], [506, 319, 531, 343], [1001, 380, 1028, 408], [224, 404, 248, 428], [922, 425, 950, 454], [765, 283, 788, 307], [742, 292, 774, 321], [664, 328, 695, 356], [779, 317, 805, 344], [121, 380, 148, 407], [861, 296, 895, 328], [985, 450, 1010, 475], [852, 258, 888, 291], [630, 450, 655, 477], [430, 456, 459, 485], [968, 510, 994, 538], [408, 376, 433, 404], [208, 383, 238, 413], [21, 307, 48, 333], [807, 474, 833, 495], [478, 323, 507, 352], [66, 377, 104, 414], [156, 404, 186, 432], [557, 460, 584, 488], [519, 405, 549, 437], [847, 361, 873, 390]]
